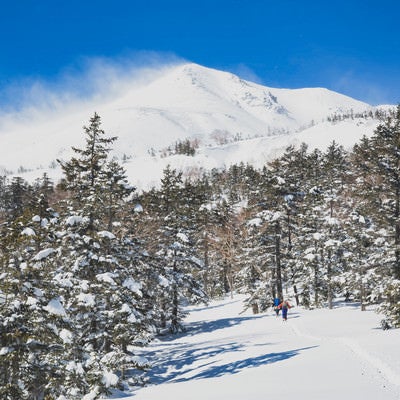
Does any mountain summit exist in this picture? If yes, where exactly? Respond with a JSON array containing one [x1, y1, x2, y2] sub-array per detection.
[[0, 63, 387, 188]]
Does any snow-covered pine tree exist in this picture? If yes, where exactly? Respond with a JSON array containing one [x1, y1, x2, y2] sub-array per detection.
[[292, 143, 349, 309], [32, 173, 54, 208], [59, 112, 117, 232], [254, 145, 308, 303], [342, 209, 385, 310], [209, 196, 242, 299], [318, 142, 350, 309], [198, 168, 247, 299], [240, 209, 275, 314], [342, 136, 386, 310], [99, 158, 135, 232], [150, 166, 206, 333], [351, 106, 400, 326], [191, 176, 218, 297], [268, 144, 311, 306], [8, 177, 29, 221], [296, 148, 326, 307], [0, 203, 66, 400], [55, 113, 154, 397], [180, 177, 213, 297], [0, 176, 10, 220]]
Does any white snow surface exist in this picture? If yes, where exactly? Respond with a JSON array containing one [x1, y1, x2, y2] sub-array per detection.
[[97, 231, 116, 240], [21, 227, 36, 236], [33, 247, 55, 261], [102, 370, 119, 388], [44, 298, 66, 316], [65, 215, 85, 226], [0, 63, 392, 190], [110, 294, 400, 400], [96, 272, 117, 285], [122, 278, 142, 296], [59, 328, 73, 344]]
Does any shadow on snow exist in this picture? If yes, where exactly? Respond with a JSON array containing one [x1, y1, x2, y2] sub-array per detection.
[[186, 314, 265, 337], [185, 298, 244, 314], [159, 313, 265, 342], [146, 340, 317, 384], [173, 346, 317, 382], [145, 313, 317, 385]]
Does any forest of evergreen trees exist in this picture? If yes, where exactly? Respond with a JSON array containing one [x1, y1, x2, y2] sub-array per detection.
[[1, 107, 400, 399]]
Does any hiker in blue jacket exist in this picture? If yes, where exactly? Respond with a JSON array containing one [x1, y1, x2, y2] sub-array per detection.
[[273, 297, 280, 316], [277, 299, 292, 321]]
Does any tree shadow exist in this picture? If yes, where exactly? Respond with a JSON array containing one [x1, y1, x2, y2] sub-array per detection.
[[142, 307, 317, 386], [146, 341, 244, 384], [186, 314, 265, 336], [174, 346, 318, 382], [185, 298, 241, 314], [146, 340, 317, 384], [159, 314, 265, 342]]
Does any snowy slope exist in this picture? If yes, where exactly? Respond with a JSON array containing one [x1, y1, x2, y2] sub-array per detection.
[[0, 62, 388, 188], [113, 295, 400, 400]]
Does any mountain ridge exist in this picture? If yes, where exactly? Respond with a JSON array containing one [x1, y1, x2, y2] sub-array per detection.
[[0, 62, 391, 188]]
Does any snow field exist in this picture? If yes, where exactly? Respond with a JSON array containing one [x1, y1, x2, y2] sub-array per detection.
[[119, 295, 400, 400]]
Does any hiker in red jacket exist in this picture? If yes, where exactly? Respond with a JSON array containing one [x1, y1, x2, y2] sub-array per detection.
[[277, 300, 292, 321]]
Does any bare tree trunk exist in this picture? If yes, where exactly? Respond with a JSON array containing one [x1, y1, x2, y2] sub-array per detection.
[[327, 250, 333, 310], [293, 284, 300, 306], [360, 262, 366, 311], [275, 221, 283, 300], [314, 263, 319, 306]]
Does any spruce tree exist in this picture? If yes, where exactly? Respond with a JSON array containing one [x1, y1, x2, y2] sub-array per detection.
[[8, 177, 29, 220], [297, 148, 326, 307], [0, 206, 66, 400], [59, 112, 117, 232], [149, 166, 206, 333], [351, 106, 400, 325], [55, 113, 153, 397]]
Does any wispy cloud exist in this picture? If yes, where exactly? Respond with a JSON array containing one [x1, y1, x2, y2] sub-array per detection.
[[228, 63, 264, 85], [0, 51, 186, 118], [332, 70, 395, 106]]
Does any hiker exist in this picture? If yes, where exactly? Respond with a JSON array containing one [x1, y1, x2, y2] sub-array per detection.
[[273, 297, 280, 316], [277, 299, 292, 321]]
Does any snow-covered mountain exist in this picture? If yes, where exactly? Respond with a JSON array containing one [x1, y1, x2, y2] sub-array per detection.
[[0, 63, 390, 189]]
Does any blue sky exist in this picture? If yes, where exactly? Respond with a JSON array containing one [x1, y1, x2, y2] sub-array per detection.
[[0, 0, 399, 107]]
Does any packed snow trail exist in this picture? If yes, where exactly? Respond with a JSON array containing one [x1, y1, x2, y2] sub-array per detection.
[[289, 304, 400, 394], [116, 296, 400, 400]]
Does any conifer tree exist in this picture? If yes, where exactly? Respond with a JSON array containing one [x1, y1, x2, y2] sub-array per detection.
[[210, 197, 241, 298], [149, 166, 206, 333], [0, 205, 66, 400], [351, 106, 400, 325], [260, 146, 308, 302], [345, 136, 384, 309], [8, 177, 29, 220], [0, 176, 10, 220], [319, 142, 349, 309], [54, 113, 153, 397], [296, 148, 326, 307], [240, 211, 275, 313], [59, 112, 117, 232], [100, 158, 135, 232]]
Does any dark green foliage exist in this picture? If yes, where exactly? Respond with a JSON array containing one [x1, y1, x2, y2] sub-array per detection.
[[351, 105, 400, 325], [0, 208, 66, 400], [143, 166, 207, 333]]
